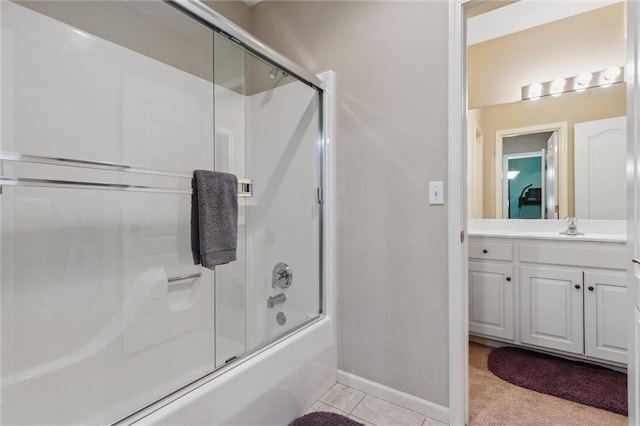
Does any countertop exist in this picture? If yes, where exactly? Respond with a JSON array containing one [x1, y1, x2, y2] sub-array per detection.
[[468, 219, 626, 243]]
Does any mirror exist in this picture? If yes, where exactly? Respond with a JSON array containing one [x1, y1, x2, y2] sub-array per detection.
[[467, 2, 626, 220]]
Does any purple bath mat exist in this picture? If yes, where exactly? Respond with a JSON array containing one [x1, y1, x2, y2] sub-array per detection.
[[488, 346, 627, 415], [290, 411, 364, 426]]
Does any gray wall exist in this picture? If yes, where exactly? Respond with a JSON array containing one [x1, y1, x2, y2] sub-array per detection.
[[203, 0, 251, 31], [503, 132, 552, 155], [250, 2, 450, 406]]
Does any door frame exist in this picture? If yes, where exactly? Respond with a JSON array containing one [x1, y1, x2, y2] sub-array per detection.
[[447, 1, 639, 425], [626, 1, 640, 422], [447, 1, 469, 425]]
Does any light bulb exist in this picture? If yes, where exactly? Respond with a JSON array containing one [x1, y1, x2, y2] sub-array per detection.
[[528, 82, 542, 100], [574, 72, 592, 92], [600, 67, 621, 87], [550, 78, 565, 97], [603, 67, 621, 81]]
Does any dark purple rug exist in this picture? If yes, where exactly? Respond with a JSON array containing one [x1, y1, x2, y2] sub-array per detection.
[[488, 346, 627, 415], [290, 411, 364, 426]]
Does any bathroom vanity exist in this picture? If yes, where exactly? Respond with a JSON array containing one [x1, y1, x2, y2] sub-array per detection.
[[468, 219, 628, 366]]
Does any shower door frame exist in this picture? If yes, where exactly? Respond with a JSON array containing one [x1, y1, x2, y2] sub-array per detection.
[[171, 1, 324, 90]]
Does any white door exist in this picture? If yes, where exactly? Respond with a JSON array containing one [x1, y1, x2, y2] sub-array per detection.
[[520, 265, 584, 354], [469, 262, 514, 340], [574, 116, 626, 219], [584, 271, 628, 364]]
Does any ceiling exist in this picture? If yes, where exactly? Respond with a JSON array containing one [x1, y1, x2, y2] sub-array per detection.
[[467, 0, 623, 45]]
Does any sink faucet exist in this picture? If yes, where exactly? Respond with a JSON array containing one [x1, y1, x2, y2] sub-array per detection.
[[560, 217, 583, 236]]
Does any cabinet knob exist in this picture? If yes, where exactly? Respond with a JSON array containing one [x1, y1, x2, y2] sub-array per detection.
[[588, 286, 594, 291], [482, 249, 488, 254], [575, 284, 581, 290], [506, 277, 511, 282]]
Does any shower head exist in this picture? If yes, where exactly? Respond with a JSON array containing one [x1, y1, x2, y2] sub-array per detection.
[[268, 68, 278, 80]]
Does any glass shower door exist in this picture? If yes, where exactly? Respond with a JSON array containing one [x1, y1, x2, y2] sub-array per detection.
[[243, 52, 323, 351], [1, 2, 218, 424], [212, 34, 324, 361]]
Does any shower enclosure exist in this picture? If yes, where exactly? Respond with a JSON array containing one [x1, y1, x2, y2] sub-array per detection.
[[0, 1, 327, 424]]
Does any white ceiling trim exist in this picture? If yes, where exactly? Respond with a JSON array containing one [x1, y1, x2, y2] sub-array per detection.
[[242, 0, 262, 7], [467, 0, 622, 46]]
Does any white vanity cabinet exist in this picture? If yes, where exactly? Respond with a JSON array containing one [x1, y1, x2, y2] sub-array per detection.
[[469, 235, 628, 365], [584, 270, 628, 364], [519, 265, 584, 354], [469, 261, 514, 340], [468, 240, 515, 341]]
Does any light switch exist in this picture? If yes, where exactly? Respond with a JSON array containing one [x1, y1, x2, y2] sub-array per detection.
[[429, 181, 444, 205]]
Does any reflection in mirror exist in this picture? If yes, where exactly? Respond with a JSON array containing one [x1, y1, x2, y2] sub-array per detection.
[[502, 131, 554, 219], [495, 124, 565, 220], [466, 2, 626, 220]]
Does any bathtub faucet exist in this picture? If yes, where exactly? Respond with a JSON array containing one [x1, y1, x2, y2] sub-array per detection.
[[267, 293, 286, 308]]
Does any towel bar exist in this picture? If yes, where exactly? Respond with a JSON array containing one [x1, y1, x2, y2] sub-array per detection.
[[168, 272, 202, 283], [0, 151, 252, 196], [0, 177, 252, 197]]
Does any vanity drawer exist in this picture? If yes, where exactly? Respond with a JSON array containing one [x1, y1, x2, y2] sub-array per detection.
[[519, 241, 627, 270], [469, 240, 514, 261]]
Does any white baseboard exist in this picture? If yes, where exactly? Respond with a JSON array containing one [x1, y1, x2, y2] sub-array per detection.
[[337, 370, 450, 424]]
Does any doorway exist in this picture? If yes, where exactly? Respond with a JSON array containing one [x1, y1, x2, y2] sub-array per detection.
[[494, 124, 565, 220], [503, 151, 543, 219], [447, 1, 637, 425]]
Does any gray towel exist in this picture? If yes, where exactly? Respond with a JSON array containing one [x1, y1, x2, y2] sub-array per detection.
[[191, 170, 238, 269]]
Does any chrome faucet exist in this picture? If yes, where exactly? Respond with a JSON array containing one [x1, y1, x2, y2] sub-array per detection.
[[560, 217, 583, 236], [267, 293, 286, 308]]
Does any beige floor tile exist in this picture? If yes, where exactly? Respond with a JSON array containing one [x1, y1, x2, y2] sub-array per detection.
[[320, 383, 366, 413], [351, 395, 425, 426], [305, 401, 349, 416], [349, 414, 376, 426], [422, 416, 448, 426]]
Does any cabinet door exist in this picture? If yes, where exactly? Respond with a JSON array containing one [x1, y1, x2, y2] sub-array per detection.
[[520, 266, 583, 354], [584, 271, 628, 364], [469, 262, 514, 340]]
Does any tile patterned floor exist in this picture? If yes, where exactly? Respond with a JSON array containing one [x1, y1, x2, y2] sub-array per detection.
[[306, 383, 447, 426]]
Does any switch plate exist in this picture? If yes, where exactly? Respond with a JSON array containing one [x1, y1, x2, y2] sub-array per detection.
[[429, 181, 444, 205]]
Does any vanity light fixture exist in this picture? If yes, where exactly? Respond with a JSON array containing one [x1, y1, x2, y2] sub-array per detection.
[[521, 66, 624, 101]]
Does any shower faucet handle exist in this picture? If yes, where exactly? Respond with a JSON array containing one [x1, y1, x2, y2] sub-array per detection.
[[272, 263, 293, 289]]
